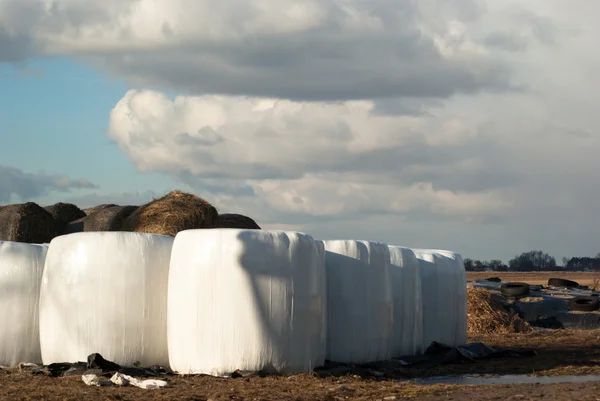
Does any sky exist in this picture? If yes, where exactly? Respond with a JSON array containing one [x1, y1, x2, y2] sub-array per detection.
[[1, 0, 599, 263]]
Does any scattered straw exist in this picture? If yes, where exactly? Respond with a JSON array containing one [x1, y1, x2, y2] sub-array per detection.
[[467, 287, 532, 336], [122, 190, 219, 237]]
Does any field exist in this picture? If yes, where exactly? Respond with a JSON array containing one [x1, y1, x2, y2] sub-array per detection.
[[467, 271, 599, 287], [4, 272, 600, 400], [4, 329, 600, 400]]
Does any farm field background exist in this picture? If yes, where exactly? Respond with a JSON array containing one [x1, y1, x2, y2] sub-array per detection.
[[467, 272, 599, 287]]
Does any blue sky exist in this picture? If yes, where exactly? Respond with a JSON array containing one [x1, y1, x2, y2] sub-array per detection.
[[0, 57, 176, 205]]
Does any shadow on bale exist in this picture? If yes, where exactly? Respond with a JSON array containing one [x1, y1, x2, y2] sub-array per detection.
[[83, 204, 118, 216], [0, 202, 57, 243], [65, 205, 139, 234], [216, 213, 261, 229], [44, 202, 86, 234], [122, 190, 218, 237]]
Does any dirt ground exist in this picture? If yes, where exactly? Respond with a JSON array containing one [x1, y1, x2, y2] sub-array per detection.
[[467, 271, 600, 287], [4, 329, 600, 400]]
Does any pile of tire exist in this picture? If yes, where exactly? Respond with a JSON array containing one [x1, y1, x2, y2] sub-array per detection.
[[500, 282, 530, 297]]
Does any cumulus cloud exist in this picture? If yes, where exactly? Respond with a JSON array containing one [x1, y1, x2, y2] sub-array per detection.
[[0, 165, 97, 204], [2, 0, 600, 259], [0, 0, 571, 100]]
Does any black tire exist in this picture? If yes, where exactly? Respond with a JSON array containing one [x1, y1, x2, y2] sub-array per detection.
[[548, 278, 579, 288], [500, 282, 530, 297], [569, 296, 599, 312]]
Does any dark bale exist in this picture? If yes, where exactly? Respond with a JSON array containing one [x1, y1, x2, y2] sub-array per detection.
[[122, 190, 219, 237], [0, 202, 58, 243], [216, 213, 261, 229], [83, 204, 118, 216], [65, 205, 139, 234], [44, 202, 86, 234]]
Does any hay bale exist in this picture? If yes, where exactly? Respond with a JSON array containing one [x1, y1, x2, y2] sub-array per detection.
[[122, 190, 218, 237], [65, 205, 139, 234], [215, 213, 261, 229], [467, 287, 532, 336], [44, 202, 86, 233], [0, 202, 58, 243], [83, 204, 118, 216]]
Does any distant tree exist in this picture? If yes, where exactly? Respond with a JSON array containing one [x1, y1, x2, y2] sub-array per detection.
[[562, 257, 569, 267], [508, 250, 556, 271], [564, 256, 600, 271], [473, 260, 486, 271], [464, 258, 474, 271], [489, 259, 507, 271]]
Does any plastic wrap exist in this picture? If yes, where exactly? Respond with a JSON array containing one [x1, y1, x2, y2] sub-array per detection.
[[413, 249, 467, 348], [315, 240, 328, 365], [321, 240, 392, 363], [167, 229, 326, 375], [39, 232, 174, 367], [388, 246, 423, 357], [0, 241, 48, 366], [432, 250, 467, 346]]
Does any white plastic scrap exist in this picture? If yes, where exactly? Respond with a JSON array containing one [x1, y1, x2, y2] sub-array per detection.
[[110, 372, 168, 389], [82, 374, 111, 387], [81, 373, 168, 389]]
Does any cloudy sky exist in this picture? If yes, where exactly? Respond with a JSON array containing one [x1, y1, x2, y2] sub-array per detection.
[[1, 0, 598, 262]]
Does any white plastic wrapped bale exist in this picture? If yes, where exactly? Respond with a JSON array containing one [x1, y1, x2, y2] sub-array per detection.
[[0, 241, 48, 366], [321, 240, 393, 364], [167, 229, 326, 375], [39, 232, 174, 367], [388, 246, 423, 357], [434, 250, 467, 346], [413, 249, 467, 349]]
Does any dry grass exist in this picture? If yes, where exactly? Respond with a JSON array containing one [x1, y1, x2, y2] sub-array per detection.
[[467, 288, 532, 336], [215, 213, 261, 229], [0, 202, 57, 243], [122, 190, 219, 237]]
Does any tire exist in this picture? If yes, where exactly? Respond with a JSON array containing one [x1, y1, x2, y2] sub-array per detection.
[[569, 296, 599, 312], [548, 278, 580, 288], [500, 282, 530, 297]]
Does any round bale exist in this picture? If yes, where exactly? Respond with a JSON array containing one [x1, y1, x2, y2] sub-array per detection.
[[65, 205, 139, 234], [44, 202, 86, 234], [122, 190, 218, 237], [215, 213, 261, 229], [0, 202, 58, 243], [83, 204, 118, 216]]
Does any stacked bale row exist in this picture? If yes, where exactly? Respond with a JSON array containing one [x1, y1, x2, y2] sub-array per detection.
[[0, 190, 262, 243], [0, 228, 466, 375]]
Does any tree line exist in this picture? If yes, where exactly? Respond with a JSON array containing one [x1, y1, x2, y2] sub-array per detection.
[[464, 250, 600, 272]]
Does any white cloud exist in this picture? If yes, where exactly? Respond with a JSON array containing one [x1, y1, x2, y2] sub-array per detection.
[[0, 0, 547, 100], [2, 0, 600, 260]]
